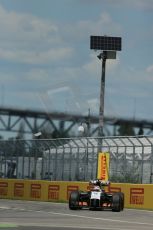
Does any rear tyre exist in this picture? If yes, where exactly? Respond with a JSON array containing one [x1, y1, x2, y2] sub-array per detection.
[[117, 192, 124, 210], [112, 193, 121, 212], [69, 191, 80, 210]]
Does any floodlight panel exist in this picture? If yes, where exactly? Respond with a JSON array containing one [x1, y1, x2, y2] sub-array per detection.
[[90, 36, 122, 51]]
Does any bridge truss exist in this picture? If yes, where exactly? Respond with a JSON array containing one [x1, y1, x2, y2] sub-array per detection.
[[0, 107, 153, 138]]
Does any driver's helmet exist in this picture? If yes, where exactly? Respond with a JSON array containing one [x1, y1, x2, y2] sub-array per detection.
[[89, 179, 101, 186]]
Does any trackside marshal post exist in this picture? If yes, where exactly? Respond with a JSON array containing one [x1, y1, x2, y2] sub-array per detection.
[[97, 152, 110, 180]]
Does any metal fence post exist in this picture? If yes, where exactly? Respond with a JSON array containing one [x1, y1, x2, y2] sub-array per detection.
[[150, 144, 153, 183]]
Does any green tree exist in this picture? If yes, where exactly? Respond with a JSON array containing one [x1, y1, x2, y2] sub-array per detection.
[[14, 122, 26, 156], [118, 123, 135, 136], [110, 164, 141, 183], [39, 121, 70, 139], [16, 121, 25, 139]]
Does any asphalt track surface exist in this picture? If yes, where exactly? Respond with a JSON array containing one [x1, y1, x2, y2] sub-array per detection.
[[0, 199, 153, 230]]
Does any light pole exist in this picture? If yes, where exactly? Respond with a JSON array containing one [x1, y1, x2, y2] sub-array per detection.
[[90, 35, 121, 152], [78, 108, 90, 137], [97, 51, 107, 154], [78, 124, 89, 180], [33, 132, 42, 179], [78, 109, 91, 180], [97, 51, 107, 138]]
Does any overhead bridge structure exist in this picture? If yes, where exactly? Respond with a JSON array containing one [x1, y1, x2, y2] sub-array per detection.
[[0, 107, 153, 137]]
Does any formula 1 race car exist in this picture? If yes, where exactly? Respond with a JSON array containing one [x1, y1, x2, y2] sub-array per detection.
[[69, 179, 124, 212]]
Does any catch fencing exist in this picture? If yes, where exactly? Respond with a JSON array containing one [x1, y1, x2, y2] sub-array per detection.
[[0, 136, 153, 183]]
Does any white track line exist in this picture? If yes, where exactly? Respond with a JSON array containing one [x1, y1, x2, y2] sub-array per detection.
[[45, 211, 153, 226], [1, 206, 153, 227]]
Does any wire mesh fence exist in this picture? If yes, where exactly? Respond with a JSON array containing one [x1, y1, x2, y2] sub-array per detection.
[[0, 136, 153, 183]]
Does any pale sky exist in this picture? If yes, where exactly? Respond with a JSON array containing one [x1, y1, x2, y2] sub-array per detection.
[[0, 0, 153, 120]]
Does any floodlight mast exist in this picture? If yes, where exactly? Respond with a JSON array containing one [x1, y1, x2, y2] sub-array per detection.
[[98, 51, 107, 138], [90, 35, 122, 152]]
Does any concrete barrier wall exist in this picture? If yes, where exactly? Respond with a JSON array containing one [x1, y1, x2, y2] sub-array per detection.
[[0, 179, 153, 210]]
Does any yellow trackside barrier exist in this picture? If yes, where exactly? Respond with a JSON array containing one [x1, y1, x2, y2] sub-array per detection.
[[0, 179, 89, 202], [1, 179, 153, 210]]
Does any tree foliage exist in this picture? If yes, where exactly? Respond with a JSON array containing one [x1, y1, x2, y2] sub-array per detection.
[[117, 123, 135, 136], [110, 164, 141, 184]]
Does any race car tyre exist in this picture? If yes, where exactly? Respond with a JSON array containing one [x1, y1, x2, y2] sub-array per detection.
[[69, 190, 80, 210], [117, 192, 124, 210], [112, 193, 121, 212]]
